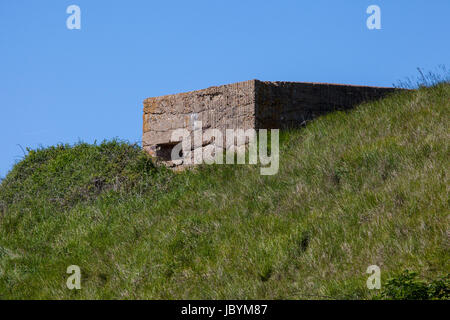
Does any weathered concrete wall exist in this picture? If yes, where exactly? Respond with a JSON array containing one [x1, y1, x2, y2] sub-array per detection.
[[255, 81, 398, 128], [143, 80, 255, 163], [143, 80, 400, 166]]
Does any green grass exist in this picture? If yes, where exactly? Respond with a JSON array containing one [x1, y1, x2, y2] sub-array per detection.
[[0, 83, 449, 299]]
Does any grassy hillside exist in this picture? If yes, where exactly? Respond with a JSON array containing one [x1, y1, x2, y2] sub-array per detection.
[[0, 83, 449, 299]]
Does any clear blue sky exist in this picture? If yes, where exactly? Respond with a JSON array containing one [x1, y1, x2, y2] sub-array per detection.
[[1, 0, 449, 177]]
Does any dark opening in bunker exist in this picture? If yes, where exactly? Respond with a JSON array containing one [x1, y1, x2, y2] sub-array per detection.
[[155, 142, 183, 162]]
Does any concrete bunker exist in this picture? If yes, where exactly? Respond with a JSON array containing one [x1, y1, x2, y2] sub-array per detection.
[[143, 80, 400, 167]]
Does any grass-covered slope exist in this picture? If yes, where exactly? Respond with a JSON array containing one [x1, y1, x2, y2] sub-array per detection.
[[0, 84, 449, 299]]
